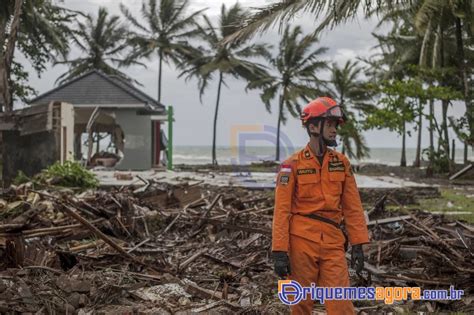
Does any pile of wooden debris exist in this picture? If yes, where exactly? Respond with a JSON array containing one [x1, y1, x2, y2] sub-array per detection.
[[0, 180, 471, 314]]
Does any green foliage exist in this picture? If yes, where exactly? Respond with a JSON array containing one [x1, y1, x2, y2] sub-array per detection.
[[40, 161, 99, 189], [0, 0, 73, 103], [422, 148, 450, 174], [10, 61, 37, 103], [7, 0, 73, 73], [364, 76, 463, 134], [364, 80, 419, 134], [13, 171, 30, 185]]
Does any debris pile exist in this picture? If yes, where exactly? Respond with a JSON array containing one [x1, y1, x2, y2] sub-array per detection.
[[0, 180, 472, 314], [360, 196, 474, 313]]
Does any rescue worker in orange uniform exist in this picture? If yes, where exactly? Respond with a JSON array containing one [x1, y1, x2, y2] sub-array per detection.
[[271, 97, 369, 315]]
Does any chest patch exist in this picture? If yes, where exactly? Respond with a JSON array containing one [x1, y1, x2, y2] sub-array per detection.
[[328, 161, 345, 172], [297, 168, 317, 175]]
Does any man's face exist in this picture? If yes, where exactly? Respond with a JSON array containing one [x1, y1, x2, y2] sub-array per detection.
[[309, 119, 338, 141], [323, 119, 338, 141]]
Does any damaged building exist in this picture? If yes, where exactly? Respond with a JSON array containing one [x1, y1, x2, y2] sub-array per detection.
[[28, 69, 168, 171]]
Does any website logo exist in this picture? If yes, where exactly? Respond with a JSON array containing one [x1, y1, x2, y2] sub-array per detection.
[[230, 124, 295, 165]]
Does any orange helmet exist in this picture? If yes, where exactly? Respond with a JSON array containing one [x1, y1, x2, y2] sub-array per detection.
[[300, 97, 345, 125]]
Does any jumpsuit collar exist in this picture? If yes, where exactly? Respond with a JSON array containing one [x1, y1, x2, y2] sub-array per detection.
[[303, 143, 336, 169]]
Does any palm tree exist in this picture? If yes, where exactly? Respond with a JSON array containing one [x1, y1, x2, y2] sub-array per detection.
[[327, 60, 372, 160], [180, 3, 270, 165], [56, 7, 134, 85], [120, 0, 204, 102], [0, 0, 72, 111], [413, 0, 474, 163], [248, 25, 327, 161], [225, 0, 413, 43]]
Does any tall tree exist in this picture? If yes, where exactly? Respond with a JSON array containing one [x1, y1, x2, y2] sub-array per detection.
[[327, 60, 372, 160], [0, 0, 71, 111], [248, 25, 327, 161], [365, 27, 421, 166], [180, 3, 269, 165], [0, 0, 22, 112], [413, 0, 474, 147], [56, 7, 135, 85], [121, 0, 204, 102], [364, 79, 418, 167]]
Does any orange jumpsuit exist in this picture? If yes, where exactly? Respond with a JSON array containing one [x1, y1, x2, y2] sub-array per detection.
[[272, 144, 369, 315]]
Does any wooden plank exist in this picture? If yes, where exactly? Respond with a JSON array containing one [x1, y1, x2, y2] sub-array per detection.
[[449, 163, 473, 180], [367, 215, 412, 226]]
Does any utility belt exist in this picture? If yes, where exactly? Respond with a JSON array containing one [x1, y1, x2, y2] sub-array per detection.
[[299, 213, 349, 252]]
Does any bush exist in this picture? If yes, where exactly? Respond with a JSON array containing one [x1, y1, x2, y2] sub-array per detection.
[[40, 161, 99, 189], [423, 148, 450, 174]]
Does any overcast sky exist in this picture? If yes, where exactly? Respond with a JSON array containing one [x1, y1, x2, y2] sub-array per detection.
[[18, 0, 468, 150]]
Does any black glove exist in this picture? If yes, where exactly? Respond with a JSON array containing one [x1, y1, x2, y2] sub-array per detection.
[[272, 251, 291, 278], [351, 244, 364, 273]]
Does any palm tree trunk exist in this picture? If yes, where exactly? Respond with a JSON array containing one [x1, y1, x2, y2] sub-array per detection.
[[429, 99, 434, 157], [439, 25, 452, 173], [441, 100, 450, 156], [212, 72, 223, 165], [451, 139, 455, 163], [0, 0, 22, 112], [158, 49, 163, 102], [275, 94, 283, 161], [414, 100, 422, 167], [401, 121, 406, 167], [427, 98, 435, 175], [464, 141, 468, 165], [454, 17, 473, 147]]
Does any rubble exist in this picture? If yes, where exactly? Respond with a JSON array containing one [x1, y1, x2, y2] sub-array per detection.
[[0, 178, 472, 314]]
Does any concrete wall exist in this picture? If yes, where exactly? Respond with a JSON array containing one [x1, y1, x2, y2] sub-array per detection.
[[115, 109, 152, 170]]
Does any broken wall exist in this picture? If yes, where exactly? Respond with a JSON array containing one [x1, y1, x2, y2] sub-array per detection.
[[2, 130, 58, 182], [1, 102, 75, 185], [115, 109, 152, 170], [60, 103, 75, 163]]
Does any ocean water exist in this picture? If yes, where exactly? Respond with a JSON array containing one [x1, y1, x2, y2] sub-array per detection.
[[173, 145, 473, 166]]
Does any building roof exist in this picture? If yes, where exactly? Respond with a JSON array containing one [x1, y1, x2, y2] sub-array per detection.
[[28, 70, 166, 114]]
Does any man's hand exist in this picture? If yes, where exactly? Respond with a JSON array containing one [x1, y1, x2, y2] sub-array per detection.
[[351, 244, 364, 273], [272, 251, 291, 278]]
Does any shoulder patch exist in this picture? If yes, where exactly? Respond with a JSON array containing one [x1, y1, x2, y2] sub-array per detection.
[[279, 174, 290, 185]]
